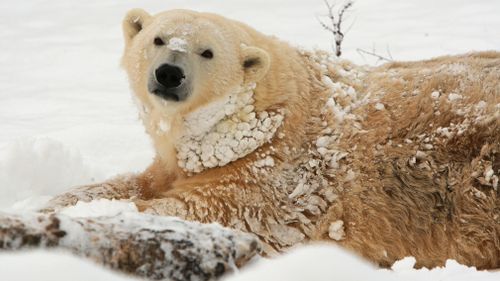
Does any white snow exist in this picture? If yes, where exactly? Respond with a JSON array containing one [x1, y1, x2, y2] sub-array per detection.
[[60, 199, 138, 218], [0, 251, 138, 281], [1, 0, 499, 280], [225, 245, 500, 281], [476, 100, 487, 110], [177, 85, 284, 173], [254, 156, 275, 168], [226, 245, 388, 281], [328, 220, 345, 241], [316, 136, 330, 148], [166, 37, 188, 53], [0, 138, 102, 209], [157, 119, 171, 134], [431, 91, 440, 99], [375, 102, 385, 111], [448, 93, 463, 102]]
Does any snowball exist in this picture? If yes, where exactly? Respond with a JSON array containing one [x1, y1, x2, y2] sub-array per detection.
[[375, 102, 385, 111], [254, 156, 275, 168], [423, 144, 433, 150], [448, 93, 462, 102], [328, 220, 345, 241], [484, 167, 494, 179], [431, 91, 440, 99]]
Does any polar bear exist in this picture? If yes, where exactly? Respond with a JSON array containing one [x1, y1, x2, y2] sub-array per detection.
[[43, 9, 500, 269]]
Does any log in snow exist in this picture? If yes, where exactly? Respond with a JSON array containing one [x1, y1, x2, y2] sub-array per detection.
[[0, 211, 261, 281]]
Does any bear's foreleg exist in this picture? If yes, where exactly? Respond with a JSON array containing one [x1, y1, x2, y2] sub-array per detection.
[[39, 174, 143, 213], [39, 158, 175, 213], [133, 180, 259, 223]]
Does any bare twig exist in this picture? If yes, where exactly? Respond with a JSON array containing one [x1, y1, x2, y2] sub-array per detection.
[[317, 0, 354, 57], [356, 48, 393, 63]]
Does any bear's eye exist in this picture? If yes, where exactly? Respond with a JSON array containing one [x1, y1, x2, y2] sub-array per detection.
[[200, 49, 214, 59], [153, 37, 165, 46]]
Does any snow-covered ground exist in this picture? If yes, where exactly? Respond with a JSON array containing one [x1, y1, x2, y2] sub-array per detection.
[[0, 0, 499, 280], [226, 245, 500, 281], [3, 244, 498, 281]]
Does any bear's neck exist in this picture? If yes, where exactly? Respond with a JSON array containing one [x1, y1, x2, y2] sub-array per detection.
[[173, 85, 284, 174]]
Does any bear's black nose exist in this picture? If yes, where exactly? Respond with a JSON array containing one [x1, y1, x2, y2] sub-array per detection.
[[155, 64, 185, 89]]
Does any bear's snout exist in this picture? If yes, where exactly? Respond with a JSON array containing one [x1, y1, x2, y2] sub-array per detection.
[[149, 64, 186, 102], [156, 64, 185, 88]]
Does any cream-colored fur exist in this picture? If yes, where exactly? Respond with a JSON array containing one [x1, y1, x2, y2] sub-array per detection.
[[43, 9, 500, 269]]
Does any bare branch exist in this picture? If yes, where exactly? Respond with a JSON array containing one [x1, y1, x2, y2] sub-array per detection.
[[323, 0, 334, 19], [356, 48, 393, 63], [338, 1, 353, 24], [317, 1, 354, 57], [316, 17, 335, 33]]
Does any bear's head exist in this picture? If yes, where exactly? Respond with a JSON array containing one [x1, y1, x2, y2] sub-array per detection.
[[122, 9, 271, 113], [121, 9, 301, 174]]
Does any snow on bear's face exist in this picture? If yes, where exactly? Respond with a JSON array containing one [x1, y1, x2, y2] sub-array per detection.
[[121, 9, 270, 122], [121, 9, 284, 173]]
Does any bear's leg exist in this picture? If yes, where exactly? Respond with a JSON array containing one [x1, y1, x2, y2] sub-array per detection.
[[132, 180, 306, 255], [133, 181, 250, 223], [39, 174, 143, 213]]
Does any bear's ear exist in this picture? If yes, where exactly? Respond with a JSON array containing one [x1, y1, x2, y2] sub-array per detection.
[[241, 46, 270, 84], [123, 8, 152, 46]]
